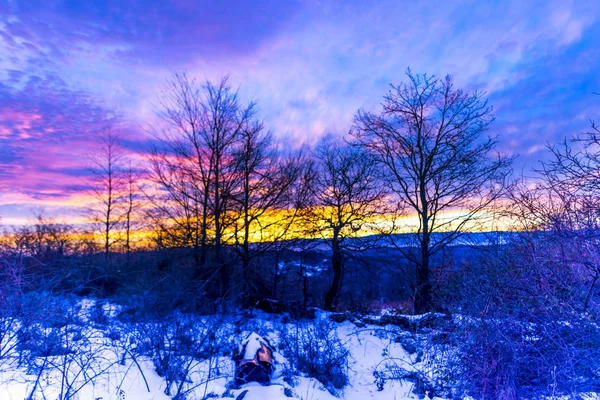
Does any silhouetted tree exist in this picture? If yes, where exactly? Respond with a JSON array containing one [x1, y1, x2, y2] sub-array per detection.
[[150, 73, 255, 295], [308, 139, 388, 310], [149, 73, 211, 263], [353, 70, 512, 313], [123, 161, 142, 264], [229, 120, 304, 300], [87, 128, 127, 262]]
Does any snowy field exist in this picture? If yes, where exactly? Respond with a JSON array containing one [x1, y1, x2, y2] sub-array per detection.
[[0, 297, 448, 400], [1, 296, 599, 400]]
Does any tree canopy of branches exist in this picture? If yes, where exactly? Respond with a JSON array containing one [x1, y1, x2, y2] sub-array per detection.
[[307, 139, 388, 310], [87, 129, 128, 261], [507, 98, 600, 314], [352, 70, 512, 313], [229, 121, 304, 300], [149, 73, 301, 299]]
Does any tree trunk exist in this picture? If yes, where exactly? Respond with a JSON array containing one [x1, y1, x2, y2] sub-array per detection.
[[214, 153, 229, 297], [324, 232, 343, 311], [414, 173, 434, 314], [302, 256, 309, 309], [242, 191, 251, 298], [125, 195, 132, 270], [415, 226, 433, 314], [241, 247, 251, 300], [104, 214, 110, 266], [199, 186, 210, 268], [192, 203, 205, 282], [272, 250, 280, 299]]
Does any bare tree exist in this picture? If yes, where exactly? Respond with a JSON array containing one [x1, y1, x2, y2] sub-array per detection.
[[148, 73, 212, 265], [308, 139, 388, 311], [201, 76, 252, 293], [123, 161, 142, 264], [508, 97, 600, 313], [151, 73, 254, 295], [229, 121, 304, 300], [353, 70, 512, 313], [87, 128, 127, 262]]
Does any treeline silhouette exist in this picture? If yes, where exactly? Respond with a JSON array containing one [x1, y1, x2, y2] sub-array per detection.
[[2, 70, 599, 316]]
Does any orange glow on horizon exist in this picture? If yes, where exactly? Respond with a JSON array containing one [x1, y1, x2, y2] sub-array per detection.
[[0, 201, 515, 252]]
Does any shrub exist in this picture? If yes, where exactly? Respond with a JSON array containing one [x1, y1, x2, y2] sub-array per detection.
[[419, 316, 600, 400], [128, 313, 234, 398], [279, 318, 349, 395]]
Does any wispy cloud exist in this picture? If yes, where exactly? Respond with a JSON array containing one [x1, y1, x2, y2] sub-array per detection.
[[0, 0, 598, 222]]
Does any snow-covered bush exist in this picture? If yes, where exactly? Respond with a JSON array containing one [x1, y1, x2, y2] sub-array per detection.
[[399, 312, 600, 399], [128, 313, 234, 399], [456, 317, 600, 399], [279, 318, 349, 395], [0, 256, 32, 372], [8, 297, 121, 400]]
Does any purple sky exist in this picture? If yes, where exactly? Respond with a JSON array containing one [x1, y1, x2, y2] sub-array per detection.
[[1, 0, 599, 224]]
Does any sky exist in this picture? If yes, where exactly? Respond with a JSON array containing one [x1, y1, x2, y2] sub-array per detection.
[[0, 0, 599, 225]]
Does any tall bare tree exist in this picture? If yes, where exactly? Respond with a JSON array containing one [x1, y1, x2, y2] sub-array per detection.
[[308, 139, 388, 310], [151, 73, 254, 294], [201, 77, 252, 291], [87, 128, 126, 262], [229, 121, 304, 299], [149, 73, 211, 265], [122, 161, 143, 264], [353, 70, 512, 313]]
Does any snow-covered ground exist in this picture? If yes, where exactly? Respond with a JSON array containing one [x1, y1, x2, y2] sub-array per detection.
[[3, 297, 597, 400], [0, 298, 439, 400]]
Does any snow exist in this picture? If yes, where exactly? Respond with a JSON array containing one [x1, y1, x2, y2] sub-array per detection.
[[228, 383, 290, 400], [0, 354, 171, 400], [240, 332, 270, 361], [0, 299, 430, 400], [333, 321, 418, 400], [5, 297, 592, 400]]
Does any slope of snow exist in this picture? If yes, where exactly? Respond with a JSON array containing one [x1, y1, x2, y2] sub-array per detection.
[[0, 299, 437, 400]]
